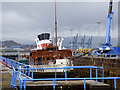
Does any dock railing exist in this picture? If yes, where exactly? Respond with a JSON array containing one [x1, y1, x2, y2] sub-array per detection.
[[15, 66, 120, 90], [0, 56, 120, 90], [0, 56, 33, 88]]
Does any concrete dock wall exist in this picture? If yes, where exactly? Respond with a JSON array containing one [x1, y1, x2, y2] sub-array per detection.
[[71, 56, 120, 89]]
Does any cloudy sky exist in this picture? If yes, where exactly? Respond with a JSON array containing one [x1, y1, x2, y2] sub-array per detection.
[[1, 0, 119, 44]]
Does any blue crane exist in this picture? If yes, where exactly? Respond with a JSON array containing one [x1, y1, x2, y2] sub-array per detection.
[[96, 0, 117, 57]]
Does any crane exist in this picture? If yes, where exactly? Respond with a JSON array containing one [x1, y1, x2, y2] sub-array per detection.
[[96, 0, 116, 57]]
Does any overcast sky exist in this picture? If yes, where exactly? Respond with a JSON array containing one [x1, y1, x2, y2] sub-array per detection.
[[2, 0, 119, 44]]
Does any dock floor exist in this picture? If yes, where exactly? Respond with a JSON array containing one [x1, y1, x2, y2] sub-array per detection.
[[16, 80, 110, 90], [25, 80, 110, 86]]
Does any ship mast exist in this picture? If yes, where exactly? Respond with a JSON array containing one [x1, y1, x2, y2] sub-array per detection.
[[55, 0, 58, 56]]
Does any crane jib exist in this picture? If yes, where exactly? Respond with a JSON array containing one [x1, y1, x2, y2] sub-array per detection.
[[108, 0, 113, 15]]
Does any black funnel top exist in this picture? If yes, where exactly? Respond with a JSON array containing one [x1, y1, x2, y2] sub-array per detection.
[[38, 33, 50, 40]]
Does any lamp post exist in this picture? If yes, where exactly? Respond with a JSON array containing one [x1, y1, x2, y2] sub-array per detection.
[[79, 30, 81, 48], [97, 21, 101, 45], [70, 29, 73, 50]]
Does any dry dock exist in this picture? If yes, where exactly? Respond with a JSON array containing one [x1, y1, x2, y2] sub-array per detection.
[[71, 56, 120, 89], [1, 56, 120, 90], [0, 62, 111, 90]]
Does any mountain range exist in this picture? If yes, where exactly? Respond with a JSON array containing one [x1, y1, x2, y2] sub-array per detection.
[[1, 40, 35, 49]]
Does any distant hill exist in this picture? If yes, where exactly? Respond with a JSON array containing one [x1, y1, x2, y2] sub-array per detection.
[[1, 40, 35, 49], [2, 40, 22, 48]]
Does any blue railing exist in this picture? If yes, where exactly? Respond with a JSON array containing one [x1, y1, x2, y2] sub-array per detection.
[[0, 56, 120, 90], [14, 66, 120, 90], [0, 56, 33, 88], [0, 56, 32, 69]]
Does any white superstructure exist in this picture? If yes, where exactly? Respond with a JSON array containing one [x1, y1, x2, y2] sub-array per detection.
[[35, 33, 52, 50]]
